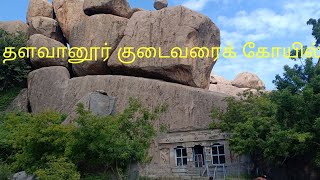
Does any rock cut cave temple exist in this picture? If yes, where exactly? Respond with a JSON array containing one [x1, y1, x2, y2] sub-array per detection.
[[140, 129, 250, 179]]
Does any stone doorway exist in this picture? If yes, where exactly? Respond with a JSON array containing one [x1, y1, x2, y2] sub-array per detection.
[[193, 145, 205, 167]]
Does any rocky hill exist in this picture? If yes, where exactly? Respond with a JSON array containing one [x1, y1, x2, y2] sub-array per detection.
[[1, 0, 267, 129]]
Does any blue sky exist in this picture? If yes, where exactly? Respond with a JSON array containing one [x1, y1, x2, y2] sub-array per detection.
[[1, 0, 320, 89]]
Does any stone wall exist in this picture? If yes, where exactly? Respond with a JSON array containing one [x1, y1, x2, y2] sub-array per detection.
[[140, 130, 250, 178]]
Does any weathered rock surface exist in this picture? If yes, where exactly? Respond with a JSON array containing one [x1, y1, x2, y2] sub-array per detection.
[[154, 0, 168, 10], [28, 67, 70, 113], [64, 91, 116, 123], [209, 84, 256, 97], [12, 171, 36, 180], [77, 91, 116, 116], [108, 6, 220, 89], [27, 34, 69, 68], [0, 21, 28, 34], [209, 73, 268, 96], [70, 14, 128, 76], [28, 17, 65, 43], [83, 0, 132, 18], [26, 0, 53, 24], [28, 67, 228, 132], [210, 75, 231, 85], [53, 0, 86, 40], [232, 72, 266, 90], [6, 89, 29, 112]]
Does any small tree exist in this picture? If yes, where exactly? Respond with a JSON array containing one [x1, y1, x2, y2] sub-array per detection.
[[0, 29, 30, 91], [306, 18, 320, 66], [210, 59, 320, 176], [66, 98, 167, 179]]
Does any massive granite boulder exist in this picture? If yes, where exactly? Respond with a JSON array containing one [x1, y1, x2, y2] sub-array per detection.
[[28, 67, 228, 132], [0, 21, 28, 34], [28, 67, 70, 113], [28, 17, 65, 43], [69, 14, 128, 76], [26, 0, 53, 24], [108, 6, 220, 89], [232, 72, 266, 90], [24, 3, 220, 89], [53, 0, 86, 40], [83, 0, 132, 18], [27, 34, 69, 68]]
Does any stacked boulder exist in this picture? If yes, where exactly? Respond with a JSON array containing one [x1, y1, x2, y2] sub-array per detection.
[[52, 0, 86, 41], [26, 0, 68, 68], [209, 72, 266, 97], [20, 0, 220, 89], [28, 17, 65, 43], [26, 0, 53, 24], [5, 0, 226, 131], [0, 0, 221, 89], [107, 6, 220, 88]]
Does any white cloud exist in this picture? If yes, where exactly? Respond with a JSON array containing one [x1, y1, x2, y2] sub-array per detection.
[[220, 30, 270, 52], [213, 0, 320, 90], [181, 0, 234, 11], [219, 9, 293, 34], [218, 0, 320, 43], [182, 0, 211, 11]]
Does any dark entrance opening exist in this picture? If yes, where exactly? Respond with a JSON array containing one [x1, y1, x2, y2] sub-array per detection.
[[194, 145, 205, 167]]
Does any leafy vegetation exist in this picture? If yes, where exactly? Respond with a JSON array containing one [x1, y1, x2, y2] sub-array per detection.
[[0, 162, 12, 180], [0, 98, 165, 179], [307, 18, 320, 67], [0, 87, 22, 111], [211, 53, 320, 175], [0, 29, 30, 91], [210, 18, 320, 176], [35, 158, 81, 180]]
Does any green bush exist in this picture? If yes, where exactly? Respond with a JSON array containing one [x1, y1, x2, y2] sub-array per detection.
[[0, 87, 23, 111], [0, 162, 12, 180], [2, 111, 74, 173], [35, 158, 80, 180], [81, 173, 112, 180], [0, 98, 165, 179], [66, 98, 166, 178], [0, 29, 30, 91]]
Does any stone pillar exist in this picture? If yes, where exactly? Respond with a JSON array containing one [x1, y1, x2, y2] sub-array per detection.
[[205, 146, 212, 164], [187, 147, 194, 168], [169, 146, 176, 167], [205, 146, 212, 176]]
